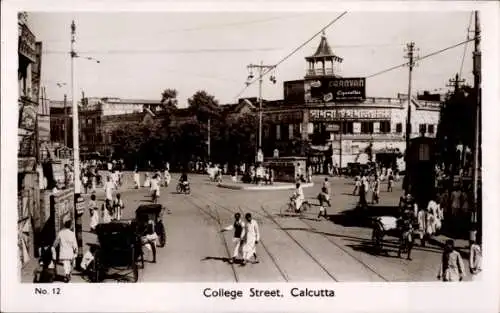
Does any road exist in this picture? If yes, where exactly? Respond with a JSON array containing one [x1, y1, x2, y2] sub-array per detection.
[[74, 173, 471, 283]]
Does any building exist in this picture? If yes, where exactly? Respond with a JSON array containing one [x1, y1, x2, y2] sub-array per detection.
[[49, 97, 163, 157], [17, 12, 43, 267], [257, 34, 441, 173]]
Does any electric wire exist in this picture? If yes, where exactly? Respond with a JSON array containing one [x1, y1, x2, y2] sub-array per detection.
[[233, 11, 348, 100], [459, 11, 474, 79], [366, 37, 477, 79]]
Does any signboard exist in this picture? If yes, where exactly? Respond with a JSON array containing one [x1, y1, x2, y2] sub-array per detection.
[[284, 80, 305, 104], [309, 77, 366, 102], [31, 42, 42, 104], [19, 104, 37, 131], [38, 115, 50, 142], [325, 123, 340, 132], [267, 111, 302, 124], [75, 195, 86, 215], [310, 108, 391, 121], [19, 134, 36, 157], [19, 24, 36, 63]]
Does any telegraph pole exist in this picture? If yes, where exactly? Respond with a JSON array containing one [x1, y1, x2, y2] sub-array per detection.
[[207, 118, 211, 162], [63, 94, 68, 147], [71, 20, 80, 193], [447, 73, 465, 94], [404, 42, 417, 193], [247, 61, 275, 161], [472, 11, 481, 228]]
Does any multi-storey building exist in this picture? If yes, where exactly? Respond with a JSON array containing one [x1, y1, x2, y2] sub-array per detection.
[[17, 12, 43, 267], [258, 34, 441, 173]]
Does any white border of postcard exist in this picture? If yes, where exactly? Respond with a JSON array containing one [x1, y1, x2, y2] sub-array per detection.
[[2, 1, 499, 312]]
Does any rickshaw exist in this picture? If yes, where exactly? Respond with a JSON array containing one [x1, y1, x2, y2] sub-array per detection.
[[371, 215, 415, 260], [135, 204, 167, 248], [90, 220, 143, 282]]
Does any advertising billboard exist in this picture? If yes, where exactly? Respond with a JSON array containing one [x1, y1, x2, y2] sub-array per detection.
[[309, 77, 366, 102], [284, 80, 305, 104]]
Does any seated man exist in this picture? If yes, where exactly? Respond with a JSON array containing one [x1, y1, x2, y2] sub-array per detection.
[[179, 172, 189, 185]]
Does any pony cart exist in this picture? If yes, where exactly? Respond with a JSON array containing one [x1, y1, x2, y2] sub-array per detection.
[[371, 215, 416, 260]]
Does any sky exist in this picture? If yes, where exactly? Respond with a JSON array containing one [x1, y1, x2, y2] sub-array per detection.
[[27, 11, 474, 107]]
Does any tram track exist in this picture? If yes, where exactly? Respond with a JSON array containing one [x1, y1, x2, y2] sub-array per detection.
[[193, 190, 290, 282], [181, 193, 240, 283], [199, 185, 388, 282]]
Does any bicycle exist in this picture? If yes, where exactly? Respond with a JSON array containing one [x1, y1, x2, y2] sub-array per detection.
[[279, 198, 311, 217]]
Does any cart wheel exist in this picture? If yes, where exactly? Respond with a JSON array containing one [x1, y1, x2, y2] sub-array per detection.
[[157, 222, 166, 247], [303, 201, 311, 212], [186, 186, 191, 194], [176, 184, 182, 193], [93, 254, 100, 282], [132, 245, 139, 283]]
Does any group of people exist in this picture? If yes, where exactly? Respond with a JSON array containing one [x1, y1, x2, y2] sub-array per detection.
[[221, 212, 260, 266], [354, 174, 386, 208]]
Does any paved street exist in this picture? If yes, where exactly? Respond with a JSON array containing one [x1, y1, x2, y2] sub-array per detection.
[[23, 173, 470, 283]]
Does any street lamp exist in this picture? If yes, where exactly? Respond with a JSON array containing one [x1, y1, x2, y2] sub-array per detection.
[[246, 62, 276, 162]]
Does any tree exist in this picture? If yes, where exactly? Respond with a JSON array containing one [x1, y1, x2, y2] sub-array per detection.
[[188, 90, 220, 122], [160, 88, 178, 109], [436, 85, 476, 173]]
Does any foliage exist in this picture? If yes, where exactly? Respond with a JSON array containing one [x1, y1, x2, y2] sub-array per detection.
[[187, 90, 220, 122], [435, 85, 477, 172]]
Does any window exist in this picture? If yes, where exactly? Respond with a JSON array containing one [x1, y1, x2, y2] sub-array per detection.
[[342, 122, 353, 134], [288, 124, 294, 140], [294, 124, 301, 138], [276, 124, 281, 140], [428, 124, 435, 134], [379, 121, 391, 133], [396, 123, 403, 133], [361, 122, 374, 134], [419, 124, 427, 134], [281, 124, 289, 140]]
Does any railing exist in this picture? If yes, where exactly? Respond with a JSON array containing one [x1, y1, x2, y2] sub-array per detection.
[[306, 68, 334, 76]]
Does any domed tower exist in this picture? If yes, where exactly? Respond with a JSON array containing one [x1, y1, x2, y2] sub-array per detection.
[[305, 32, 343, 78]]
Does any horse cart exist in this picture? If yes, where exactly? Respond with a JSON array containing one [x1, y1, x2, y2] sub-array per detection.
[[371, 215, 416, 260], [90, 220, 143, 282]]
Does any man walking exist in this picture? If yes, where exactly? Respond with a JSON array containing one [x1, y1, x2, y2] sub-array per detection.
[[221, 213, 245, 264], [241, 213, 260, 266], [53, 220, 78, 283]]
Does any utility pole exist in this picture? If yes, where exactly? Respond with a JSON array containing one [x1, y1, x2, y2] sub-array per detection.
[[63, 94, 68, 147], [404, 42, 417, 194], [247, 61, 275, 161], [447, 73, 465, 94], [71, 20, 84, 268], [472, 11, 481, 228], [207, 118, 211, 162]]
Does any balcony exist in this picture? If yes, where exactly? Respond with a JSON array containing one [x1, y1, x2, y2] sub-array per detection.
[[305, 68, 334, 77]]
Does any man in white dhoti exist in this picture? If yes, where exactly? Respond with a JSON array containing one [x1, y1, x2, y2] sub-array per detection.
[[221, 213, 245, 264], [469, 237, 482, 281], [103, 176, 114, 201], [133, 169, 141, 189], [241, 213, 260, 266], [53, 220, 78, 283]]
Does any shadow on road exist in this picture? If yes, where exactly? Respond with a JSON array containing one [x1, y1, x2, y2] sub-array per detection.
[[201, 256, 235, 264], [328, 205, 400, 228]]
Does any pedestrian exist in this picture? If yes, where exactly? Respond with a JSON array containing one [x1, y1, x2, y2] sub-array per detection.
[[387, 172, 394, 192], [104, 176, 114, 202], [144, 173, 151, 188], [89, 194, 99, 232], [53, 219, 78, 283], [34, 239, 56, 283], [141, 221, 158, 263], [241, 213, 260, 266], [371, 175, 380, 204], [133, 168, 141, 189], [469, 236, 482, 281], [221, 212, 245, 264], [102, 199, 113, 224], [150, 174, 160, 203], [164, 168, 171, 187], [437, 239, 465, 282], [358, 178, 368, 209], [113, 193, 124, 221], [317, 187, 330, 219]]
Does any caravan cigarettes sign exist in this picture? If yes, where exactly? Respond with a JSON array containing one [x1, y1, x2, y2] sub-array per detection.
[[309, 78, 366, 102]]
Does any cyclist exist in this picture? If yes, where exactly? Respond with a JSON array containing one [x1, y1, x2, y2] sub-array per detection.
[[290, 182, 305, 213], [179, 171, 189, 192]]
